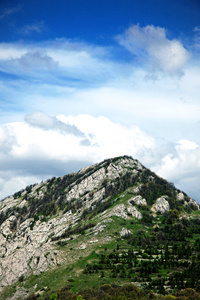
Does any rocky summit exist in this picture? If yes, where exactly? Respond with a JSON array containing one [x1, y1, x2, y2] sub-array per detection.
[[0, 155, 199, 299]]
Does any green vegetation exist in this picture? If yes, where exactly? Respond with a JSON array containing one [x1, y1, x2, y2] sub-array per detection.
[[81, 214, 200, 294], [25, 284, 200, 300], [0, 155, 199, 299], [2, 209, 200, 299]]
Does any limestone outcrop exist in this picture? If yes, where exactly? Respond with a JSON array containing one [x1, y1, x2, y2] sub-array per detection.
[[128, 195, 147, 206]]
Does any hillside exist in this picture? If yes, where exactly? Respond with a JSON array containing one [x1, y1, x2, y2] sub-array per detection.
[[0, 155, 199, 299]]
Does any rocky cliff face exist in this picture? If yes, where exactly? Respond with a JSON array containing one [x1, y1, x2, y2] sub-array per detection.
[[0, 155, 198, 293]]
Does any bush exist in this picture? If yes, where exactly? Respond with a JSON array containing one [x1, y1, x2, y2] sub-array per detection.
[[50, 293, 58, 300]]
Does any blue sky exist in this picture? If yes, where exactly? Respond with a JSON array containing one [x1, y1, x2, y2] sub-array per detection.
[[1, 0, 200, 42], [0, 0, 200, 202]]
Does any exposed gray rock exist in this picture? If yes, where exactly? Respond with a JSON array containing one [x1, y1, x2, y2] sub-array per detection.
[[66, 168, 106, 202], [177, 192, 185, 201], [127, 206, 143, 219], [0, 215, 17, 237], [17, 199, 27, 208], [128, 195, 147, 206], [132, 184, 142, 194], [18, 218, 34, 233], [79, 243, 87, 250], [102, 203, 142, 220], [120, 228, 132, 238], [0, 196, 18, 214], [9, 286, 30, 300], [151, 196, 170, 214], [188, 198, 200, 210]]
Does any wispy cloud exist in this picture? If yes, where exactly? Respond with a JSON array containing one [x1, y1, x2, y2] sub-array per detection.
[[193, 26, 200, 51], [0, 5, 21, 20], [21, 21, 46, 35], [0, 40, 115, 84]]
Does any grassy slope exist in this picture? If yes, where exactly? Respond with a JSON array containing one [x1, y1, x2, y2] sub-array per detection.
[[1, 204, 200, 299]]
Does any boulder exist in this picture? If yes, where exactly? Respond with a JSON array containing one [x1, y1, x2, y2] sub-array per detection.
[[120, 228, 132, 238], [177, 192, 185, 201], [151, 196, 170, 214]]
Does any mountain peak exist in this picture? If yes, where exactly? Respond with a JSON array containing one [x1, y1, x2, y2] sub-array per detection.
[[0, 156, 199, 298]]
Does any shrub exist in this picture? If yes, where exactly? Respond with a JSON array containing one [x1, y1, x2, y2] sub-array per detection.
[[50, 293, 58, 300]]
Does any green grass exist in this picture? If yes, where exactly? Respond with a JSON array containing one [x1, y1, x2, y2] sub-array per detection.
[[119, 193, 132, 202], [0, 284, 17, 299], [159, 268, 170, 277], [1, 249, 132, 299]]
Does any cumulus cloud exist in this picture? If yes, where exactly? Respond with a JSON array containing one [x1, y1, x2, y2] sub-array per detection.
[[116, 24, 190, 75], [0, 125, 17, 154], [156, 140, 200, 180], [0, 114, 155, 200], [147, 139, 200, 200], [58, 114, 155, 159]]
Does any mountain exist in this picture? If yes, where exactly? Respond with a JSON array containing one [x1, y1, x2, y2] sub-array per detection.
[[0, 155, 199, 299]]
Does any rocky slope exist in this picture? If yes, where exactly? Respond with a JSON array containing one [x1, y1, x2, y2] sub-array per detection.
[[0, 155, 199, 296]]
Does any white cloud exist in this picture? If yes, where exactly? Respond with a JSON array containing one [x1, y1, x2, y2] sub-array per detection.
[[12, 113, 155, 163], [71, 84, 199, 121], [176, 139, 199, 150], [151, 140, 200, 199], [11, 121, 82, 161], [0, 43, 26, 60], [0, 125, 17, 155], [0, 175, 42, 200], [58, 114, 155, 159], [0, 40, 116, 84], [0, 113, 199, 203], [0, 113, 155, 200], [0, 50, 58, 79], [116, 24, 190, 75]]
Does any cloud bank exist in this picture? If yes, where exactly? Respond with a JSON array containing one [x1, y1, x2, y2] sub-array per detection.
[[0, 113, 199, 203]]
